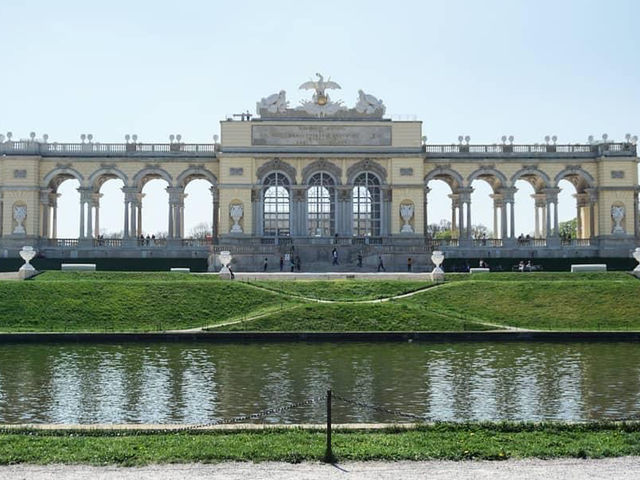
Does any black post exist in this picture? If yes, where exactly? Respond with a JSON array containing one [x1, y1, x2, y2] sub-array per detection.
[[324, 389, 334, 463]]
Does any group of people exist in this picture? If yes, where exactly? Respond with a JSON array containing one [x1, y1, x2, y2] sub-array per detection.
[[518, 260, 534, 272], [137, 234, 157, 246], [270, 255, 301, 272]]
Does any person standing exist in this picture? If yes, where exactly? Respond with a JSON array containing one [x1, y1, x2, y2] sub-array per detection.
[[332, 247, 338, 266], [377, 255, 385, 272], [279, 256, 284, 272], [263, 257, 268, 272], [407, 257, 412, 272], [357, 252, 363, 268]]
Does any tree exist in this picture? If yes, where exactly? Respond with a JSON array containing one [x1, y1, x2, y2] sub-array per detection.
[[559, 218, 577, 240], [189, 222, 212, 239]]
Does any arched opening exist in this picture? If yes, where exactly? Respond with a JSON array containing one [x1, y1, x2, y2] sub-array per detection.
[[307, 172, 335, 236], [469, 179, 495, 240], [263, 172, 290, 236], [513, 180, 536, 239], [53, 178, 80, 239], [140, 179, 170, 239], [97, 178, 125, 238], [557, 179, 578, 241], [352, 172, 381, 237], [426, 179, 453, 240], [184, 179, 214, 239]]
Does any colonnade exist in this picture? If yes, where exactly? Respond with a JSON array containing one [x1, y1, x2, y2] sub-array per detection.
[[423, 183, 599, 242], [39, 182, 219, 240]]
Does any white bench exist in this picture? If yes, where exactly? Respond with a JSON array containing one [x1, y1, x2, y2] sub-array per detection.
[[469, 268, 490, 274], [170, 267, 190, 273], [61, 263, 96, 271], [571, 264, 607, 272]]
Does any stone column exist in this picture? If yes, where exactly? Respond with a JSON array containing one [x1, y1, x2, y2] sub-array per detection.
[[210, 185, 219, 240], [586, 188, 598, 240], [136, 194, 143, 237], [39, 189, 51, 238], [456, 188, 472, 244], [574, 193, 590, 239], [251, 186, 262, 236], [503, 188, 516, 239], [532, 194, 546, 238], [92, 193, 102, 238], [382, 187, 392, 236], [166, 187, 186, 239], [490, 193, 504, 239], [78, 187, 93, 239], [543, 188, 560, 245], [51, 193, 59, 239], [423, 186, 431, 237], [449, 193, 459, 235], [337, 186, 352, 237], [291, 186, 307, 237], [121, 187, 138, 239]]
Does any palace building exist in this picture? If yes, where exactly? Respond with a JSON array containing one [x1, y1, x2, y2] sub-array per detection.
[[0, 75, 638, 270]]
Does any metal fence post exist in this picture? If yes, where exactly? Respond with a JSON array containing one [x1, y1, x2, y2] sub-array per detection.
[[324, 389, 334, 463]]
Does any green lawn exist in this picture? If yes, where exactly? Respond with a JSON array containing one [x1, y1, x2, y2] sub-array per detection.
[[1, 423, 639, 464], [0, 271, 638, 333], [247, 279, 432, 301], [0, 272, 290, 332], [218, 302, 493, 332]]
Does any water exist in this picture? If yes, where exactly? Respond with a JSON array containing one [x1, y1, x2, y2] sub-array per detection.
[[0, 341, 638, 424]]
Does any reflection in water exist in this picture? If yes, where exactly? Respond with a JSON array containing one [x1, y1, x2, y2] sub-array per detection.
[[0, 341, 638, 424]]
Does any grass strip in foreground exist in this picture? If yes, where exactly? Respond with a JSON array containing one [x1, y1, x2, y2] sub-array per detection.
[[1, 423, 639, 465]]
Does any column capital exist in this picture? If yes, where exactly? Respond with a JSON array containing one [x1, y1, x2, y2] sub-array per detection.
[[77, 187, 94, 203], [209, 185, 219, 201], [490, 193, 504, 207], [291, 185, 307, 202], [585, 187, 598, 203], [542, 187, 561, 201], [166, 186, 186, 205], [39, 188, 53, 204], [499, 187, 517, 203]]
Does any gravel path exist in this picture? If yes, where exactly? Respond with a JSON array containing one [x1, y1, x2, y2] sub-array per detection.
[[2, 458, 640, 480]]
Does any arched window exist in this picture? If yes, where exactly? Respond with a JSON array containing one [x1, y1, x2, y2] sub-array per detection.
[[307, 172, 335, 236], [263, 172, 290, 236], [352, 172, 381, 236]]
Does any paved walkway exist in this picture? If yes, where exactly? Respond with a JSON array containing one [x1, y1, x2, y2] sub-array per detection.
[[2, 458, 639, 479]]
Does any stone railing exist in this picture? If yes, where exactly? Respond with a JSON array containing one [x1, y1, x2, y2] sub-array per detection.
[[0, 141, 217, 157], [1, 140, 635, 158], [424, 142, 636, 156]]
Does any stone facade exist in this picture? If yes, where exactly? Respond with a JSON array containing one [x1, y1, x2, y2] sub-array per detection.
[[0, 87, 638, 269]]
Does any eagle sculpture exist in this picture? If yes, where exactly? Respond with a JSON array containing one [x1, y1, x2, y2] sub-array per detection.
[[299, 73, 341, 105]]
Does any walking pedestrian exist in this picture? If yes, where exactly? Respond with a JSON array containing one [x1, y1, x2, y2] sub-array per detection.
[[377, 255, 385, 272], [263, 257, 268, 272], [279, 256, 284, 272], [407, 257, 412, 272], [357, 252, 363, 268], [332, 247, 338, 266]]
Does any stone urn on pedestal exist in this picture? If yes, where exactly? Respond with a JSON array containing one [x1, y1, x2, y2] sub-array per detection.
[[218, 250, 233, 279], [430, 250, 445, 282], [633, 247, 640, 277], [400, 204, 414, 233], [18, 246, 37, 279], [229, 204, 243, 234]]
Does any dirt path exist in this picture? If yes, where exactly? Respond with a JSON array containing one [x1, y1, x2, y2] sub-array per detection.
[[2, 458, 639, 480]]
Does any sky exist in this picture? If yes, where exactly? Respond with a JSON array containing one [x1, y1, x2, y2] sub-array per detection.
[[1, 0, 638, 237]]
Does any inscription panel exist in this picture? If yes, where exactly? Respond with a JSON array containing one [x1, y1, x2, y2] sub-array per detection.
[[252, 125, 391, 146]]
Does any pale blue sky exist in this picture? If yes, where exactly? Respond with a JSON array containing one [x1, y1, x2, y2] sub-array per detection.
[[1, 0, 638, 237]]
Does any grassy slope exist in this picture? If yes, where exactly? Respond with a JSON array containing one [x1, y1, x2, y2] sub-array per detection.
[[247, 280, 431, 301], [1, 423, 639, 464], [219, 273, 640, 332], [219, 302, 494, 332], [0, 272, 289, 332], [408, 274, 640, 330], [0, 271, 638, 332]]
